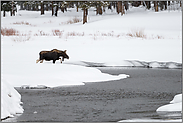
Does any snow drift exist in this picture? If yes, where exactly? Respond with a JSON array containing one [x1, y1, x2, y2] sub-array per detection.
[[1, 79, 24, 120]]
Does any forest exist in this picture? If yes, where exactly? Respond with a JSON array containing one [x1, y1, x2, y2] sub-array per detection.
[[1, 1, 182, 24]]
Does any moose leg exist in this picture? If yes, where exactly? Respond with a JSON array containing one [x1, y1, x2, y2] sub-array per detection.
[[40, 60, 44, 63], [36, 59, 40, 63], [59, 58, 62, 63], [53, 59, 56, 64]]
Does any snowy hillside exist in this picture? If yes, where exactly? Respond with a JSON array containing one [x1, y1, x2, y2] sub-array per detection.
[[1, 5, 182, 121]]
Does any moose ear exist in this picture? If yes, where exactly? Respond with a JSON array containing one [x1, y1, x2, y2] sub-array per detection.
[[64, 50, 67, 53]]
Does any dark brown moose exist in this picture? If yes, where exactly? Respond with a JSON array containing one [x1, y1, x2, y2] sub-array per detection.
[[36, 49, 69, 64]]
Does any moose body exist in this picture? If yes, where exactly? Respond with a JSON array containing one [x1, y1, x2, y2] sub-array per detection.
[[36, 49, 69, 64]]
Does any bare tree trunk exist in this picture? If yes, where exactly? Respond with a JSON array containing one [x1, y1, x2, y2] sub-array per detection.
[[83, 8, 87, 24], [3, 10, 5, 17], [145, 1, 151, 9], [20, 3, 23, 10], [86, 9, 88, 15], [97, 6, 102, 15], [12, 2, 15, 16], [121, 1, 125, 15], [155, 1, 159, 12], [77, 6, 78, 12], [116, 2, 119, 14], [52, 2, 54, 16], [55, 5, 58, 16], [61, 6, 65, 13], [124, 1, 129, 11], [117, 1, 122, 14], [168, 1, 170, 6], [11, 1, 13, 16], [46, 3, 48, 11], [41, 1, 44, 15], [160, 1, 164, 10], [180, 1, 182, 7], [164, 1, 167, 10], [36, 4, 38, 11]]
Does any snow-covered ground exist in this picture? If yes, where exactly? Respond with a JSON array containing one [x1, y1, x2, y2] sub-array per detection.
[[1, 79, 24, 120], [1, 5, 182, 121]]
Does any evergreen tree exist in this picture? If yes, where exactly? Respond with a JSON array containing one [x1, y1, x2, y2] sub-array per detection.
[[93, 1, 109, 15], [1, 1, 17, 17], [1, 1, 11, 17], [60, 1, 68, 13]]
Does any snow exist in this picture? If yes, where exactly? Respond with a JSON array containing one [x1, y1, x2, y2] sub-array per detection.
[[1, 5, 182, 121], [170, 94, 182, 104], [156, 94, 182, 112], [2, 64, 129, 87], [1, 79, 24, 120], [119, 94, 182, 122]]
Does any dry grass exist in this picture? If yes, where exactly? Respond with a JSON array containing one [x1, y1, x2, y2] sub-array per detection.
[[13, 21, 36, 26], [34, 30, 50, 36], [52, 30, 64, 38], [127, 28, 146, 39], [60, 17, 82, 25], [157, 35, 164, 39], [67, 31, 85, 37], [1, 27, 19, 36]]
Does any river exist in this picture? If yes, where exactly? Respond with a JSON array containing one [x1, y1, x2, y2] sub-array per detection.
[[10, 67, 182, 122]]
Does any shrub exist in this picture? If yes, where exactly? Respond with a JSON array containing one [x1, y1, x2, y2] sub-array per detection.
[[127, 28, 146, 38], [61, 17, 82, 25], [52, 30, 64, 37], [1, 27, 19, 36], [13, 21, 36, 26]]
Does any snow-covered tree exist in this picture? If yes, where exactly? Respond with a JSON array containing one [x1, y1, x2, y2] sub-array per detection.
[[1, 1, 17, 17]]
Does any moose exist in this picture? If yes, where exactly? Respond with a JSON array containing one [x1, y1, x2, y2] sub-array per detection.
[[36, 49, 69, 64]]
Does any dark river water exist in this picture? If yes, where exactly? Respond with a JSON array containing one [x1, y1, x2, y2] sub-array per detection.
[[9, 67, 182, 122]]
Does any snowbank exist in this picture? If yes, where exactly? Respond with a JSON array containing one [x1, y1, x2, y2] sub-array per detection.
[[2, 64, 129, 88], [118, 94, 182, 122], [1, 79, 24, 120], [156, 94, 182, 112]]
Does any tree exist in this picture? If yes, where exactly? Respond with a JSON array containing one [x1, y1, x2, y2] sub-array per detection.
[[1, 1, 17, 17], [41, 1, 44, 15], [154, 1, 159, 12], [124, 1, 129, 11], [121, 1, 125, 15], [78, 1, 91, 24], [117, 1, 125, 15], [93, 1, 108, 15], [60, 1, 68, 13], [145, 1, 151, 10], [1, 1, 11, 17], [52, 1, 54, 16]]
